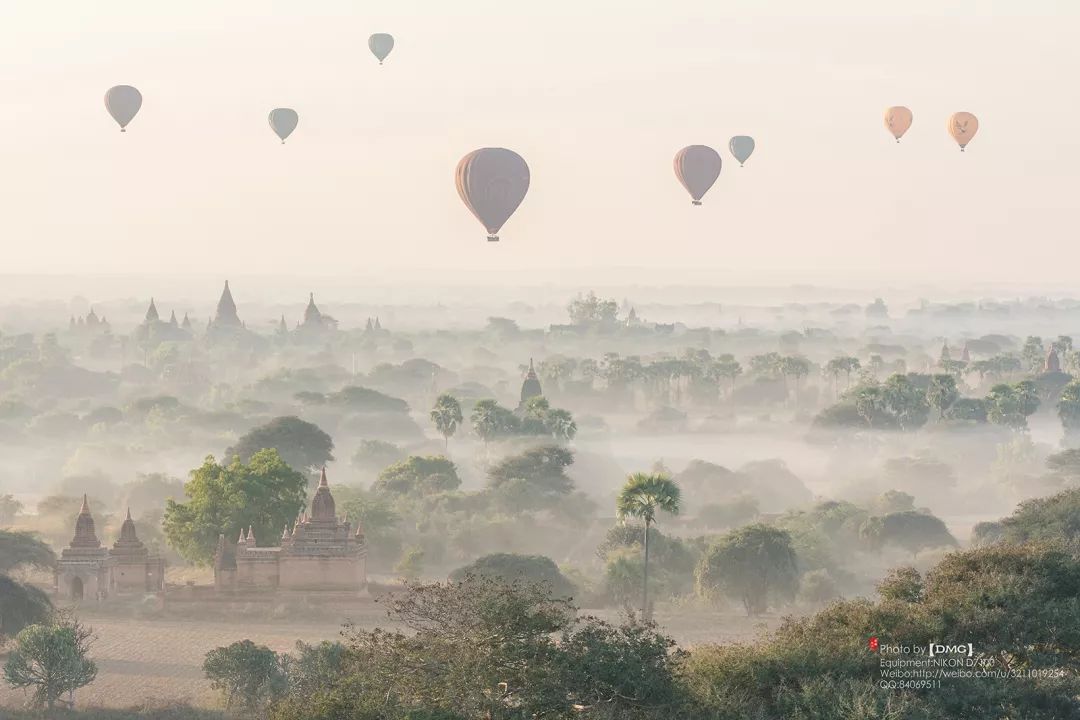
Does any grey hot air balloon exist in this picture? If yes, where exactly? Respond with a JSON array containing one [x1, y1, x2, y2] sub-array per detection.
[[673, 145, 722, 205], [455, 148, 530, 242], [105, 85, 142, 132], [729, 136, 756, 167], [369, 33, 395, 65], [268, 108, 299, 144]]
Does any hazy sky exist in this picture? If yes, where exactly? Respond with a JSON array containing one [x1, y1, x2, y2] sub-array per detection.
[[0, 0, 1076, 285]]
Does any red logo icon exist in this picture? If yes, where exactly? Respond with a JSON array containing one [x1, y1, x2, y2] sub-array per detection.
[[869, 637, 879, 651]]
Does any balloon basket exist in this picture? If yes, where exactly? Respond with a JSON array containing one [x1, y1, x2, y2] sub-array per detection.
[[487, 235, 499, 242], [120, 128, 126, 133], [692, 201, 702, 206]]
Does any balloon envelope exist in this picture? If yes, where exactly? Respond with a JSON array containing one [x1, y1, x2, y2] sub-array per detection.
[[884, 106, 913, 142], [455, 148, 530, 241], [369, 33, 394, 63], [268, 108, 299, 143], [729, 136, 755, 166], [674, 145, 722, 204], [105, 85, 142, 131], [948, 112, 979, 151]]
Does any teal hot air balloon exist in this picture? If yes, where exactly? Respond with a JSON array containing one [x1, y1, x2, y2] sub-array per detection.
[[729, 136, 755, 167], [369, 33, 395, 65], [268, 108, 299, 144]]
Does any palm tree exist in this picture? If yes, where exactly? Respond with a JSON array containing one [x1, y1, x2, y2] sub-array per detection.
[[616, 473, 681, 618], [430, 394, 463, 450]]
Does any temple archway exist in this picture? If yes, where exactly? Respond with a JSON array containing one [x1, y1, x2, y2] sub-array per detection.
[[71, 576, 84, 601]]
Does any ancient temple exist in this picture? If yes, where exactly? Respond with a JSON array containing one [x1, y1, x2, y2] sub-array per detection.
[[134, 297, 190, 344], [213, 280, 242, 328], [55, 497, 165, 601], [214, 468, 366, 593], [294, 293, 338, 337], [519, 358, 543, 408], [111, 509, 166, 593], [1046, 346, 1062, 373]]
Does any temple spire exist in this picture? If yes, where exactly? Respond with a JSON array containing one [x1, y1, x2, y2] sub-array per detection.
[[214, 280, 241, 327], [145, 298, 159, 323], [80, 494, 90, 514]]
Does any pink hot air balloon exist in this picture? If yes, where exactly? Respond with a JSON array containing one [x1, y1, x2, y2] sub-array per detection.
[[674, 145, 722, 205], [455, 148, 530, 242]]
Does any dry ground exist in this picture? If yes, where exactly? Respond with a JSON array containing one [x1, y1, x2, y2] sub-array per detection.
[[0, 603, 775, 710]]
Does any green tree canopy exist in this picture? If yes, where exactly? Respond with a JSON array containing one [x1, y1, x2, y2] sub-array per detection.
[[487, 445, 575, 510], [859, 510, 957, 558], [429, 394, 463, 449], [3, 615, 97, 709], [163, 450, 308, 565], [449, 554, 576, 600], [203, 639, 287, 714], [695, 524, 799, 615], [372, 456, 461, 497], [225, 415, 334, 472]]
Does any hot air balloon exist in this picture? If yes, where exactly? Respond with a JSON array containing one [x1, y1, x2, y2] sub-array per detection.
[[268, 108, 299, 144], [455, 148, 530, 242], [729, 136, 755, 167], [948, 112, 979, 151], [369, 33, 395, 65], [105, 85, 142, 132], [674, 145, 722, 205], [884, 106, 913, 143]]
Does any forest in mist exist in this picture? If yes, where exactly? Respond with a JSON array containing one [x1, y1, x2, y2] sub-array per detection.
[[2, 282, 1079, 718]]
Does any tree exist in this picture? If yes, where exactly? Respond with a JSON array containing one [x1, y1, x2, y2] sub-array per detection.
[[163, 450, 307, 565], [372, 455, 460, 497], [681, 543, 1080, 719], [350, 439, 406, 475], [0, 530, 55, 639], [0, 494, 22, 525], [284, 640, 347, 703], [487, 445, 575, 511], [616, 473, 681, 617], [779, 355, 811, 403], [470, 399, 518, 445], [1058, 379, 1080, 440], [429, 394, 463, 450], [567, 291, 618, 326], [695, 524, 798, 615], [876, 566, 924, 603], [710, 354, 742, 398], [394, 545, 425, 580], [0, 530, 56, 575], [999, 487, 1080, 543], [825, 356, 860, 394], [271, 575, 683, 720], [450, 554, 576, 599], [0, 577, 52, 641], [946, 396, 988, 423], [1021, 335, 1045, 373], [203, 639, 286, 714], [859, 510, 957, 558], [543, 407, 577, 442], [926, 374, 959, 419], [3, 615, 97, 710], [987, 380, 1040, 431], [865, 297, 888, 318], [882, 373, 929, 430], [224, 416, 334, 473]]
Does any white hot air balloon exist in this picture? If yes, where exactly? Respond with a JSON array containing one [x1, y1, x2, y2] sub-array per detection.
[[268, 108, 299, 144], [105, 85, 142, 132]]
